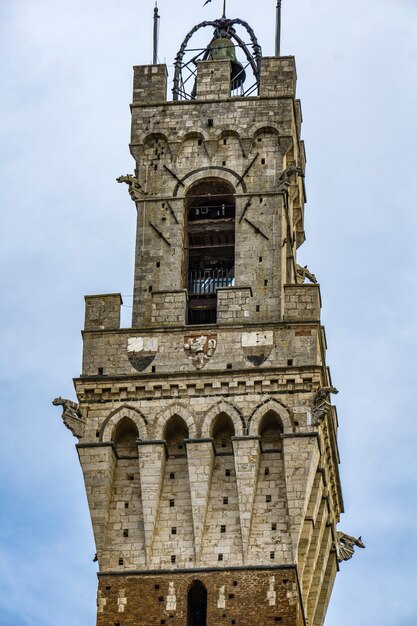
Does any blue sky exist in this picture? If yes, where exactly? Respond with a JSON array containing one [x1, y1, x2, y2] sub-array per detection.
[[1, 0, 416, 624]]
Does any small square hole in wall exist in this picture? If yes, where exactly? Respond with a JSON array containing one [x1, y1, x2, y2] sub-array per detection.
[[221, 525, 226, 533], [161, 621, 166, 625], [221, 439, 227, 448], [152, 366, 156, 373], [265, 467, 270, 476], [271, 523, 277, 531], [98, 367, 104, 375], [148, 285, 153, 292], [222, 161, 227, 166], [270, 551, 275, 559], [128, 474, 134, 481], [261, 158, 266, 165], [231, 620, 236, 624], [259, 197, 263, 204], [227, 363, 232, 370], [287, 359, 293, 366], [124, 502, 129, 509], [154, 584, 160, 590], [207, 118, 214, 127], [223, 138, 227, 145], [228, 593, 234, 599], [225, 469, 231, 477], [169, 499, 175, 507], [156, 261, 161, 268], [258, 137, 262, 142], [259, 256, 263, 262], [96, 431, 100, 438], [266, 495, 272, 503], [274, 618, 282, 623], [233, 581, 238, 587], [171, 527, 177, 535], [170, 472, 175, 480], [123, 529, 129, 537], [264, 279, 268, 286], [256, 305, 260, 312], [162, 202, 165, 207], [218, 553, 223, 561], [198, 139, 203, 145], [223, 497, 229, 505], [114, 623, 120, 626], [106, 586, 111, 591], [158, 596, 164, 602], [119, 558, 124, 565], [177, 443, 183, 450], [154, 164, 158, 170], [171, 555, 176, 564], [282, 579, 289, 585]]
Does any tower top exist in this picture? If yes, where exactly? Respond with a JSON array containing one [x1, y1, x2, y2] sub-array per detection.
[[173, 17, 262, 100]]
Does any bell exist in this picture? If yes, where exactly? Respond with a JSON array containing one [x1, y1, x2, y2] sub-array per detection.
[[210, 37, 246, 90]]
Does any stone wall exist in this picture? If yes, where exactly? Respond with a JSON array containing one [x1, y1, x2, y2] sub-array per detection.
[[96, 568, 304, 626]]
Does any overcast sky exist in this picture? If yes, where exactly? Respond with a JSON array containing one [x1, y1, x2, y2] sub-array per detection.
[[1, 0, 416, 624]]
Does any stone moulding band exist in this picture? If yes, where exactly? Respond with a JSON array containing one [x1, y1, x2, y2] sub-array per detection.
[[97, 563, 299, 578]]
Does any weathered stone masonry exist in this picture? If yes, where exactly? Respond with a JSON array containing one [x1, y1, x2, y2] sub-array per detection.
[[54, 19, 360, 626]]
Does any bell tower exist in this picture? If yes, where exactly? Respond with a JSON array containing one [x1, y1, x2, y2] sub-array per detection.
[[55, 13, 364, 626]]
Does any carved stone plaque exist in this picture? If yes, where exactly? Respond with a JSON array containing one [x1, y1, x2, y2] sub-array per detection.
[[184, 333, 217, 369]]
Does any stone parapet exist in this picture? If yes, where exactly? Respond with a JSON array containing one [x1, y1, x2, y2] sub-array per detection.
[[196, 59, 232, 100], [217, 287, 253, 324], [260, 56, 297, 98], [283, 285, 321, 322], [132, 64, 168, 104], [84, 293, 122, 330], [151, 290, 187, 326]]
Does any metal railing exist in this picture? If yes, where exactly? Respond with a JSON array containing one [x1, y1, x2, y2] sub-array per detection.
[[188, 268, 234, 295]]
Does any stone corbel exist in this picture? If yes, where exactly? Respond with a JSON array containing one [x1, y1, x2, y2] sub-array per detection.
[[203, 139, 218, 159], [239, 138, 253, 158], [278, 136, 293, 157]]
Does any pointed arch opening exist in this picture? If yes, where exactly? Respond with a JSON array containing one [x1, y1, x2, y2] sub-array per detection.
[[259, 411, 283, 451], [113, 417, 139, 457], [187, 580, 207, 626], [185, 178, 236, 325], [164, 415, 189, 457], [211, 412, 235, 454]]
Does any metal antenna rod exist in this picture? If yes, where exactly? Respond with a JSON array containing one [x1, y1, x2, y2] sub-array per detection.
[[153, 2, 160, 65], [275, 0, 282, 57], [222, 0, 227, 18]]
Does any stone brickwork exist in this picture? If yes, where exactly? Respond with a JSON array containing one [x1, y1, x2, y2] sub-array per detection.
[[57, 32, 346, 626], [96, 568, 304, 626]]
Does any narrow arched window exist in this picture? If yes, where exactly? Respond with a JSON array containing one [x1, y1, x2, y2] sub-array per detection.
[[185, 178, 235, 324], [259, 411, 283, 451], [187, 581, 207, 626]]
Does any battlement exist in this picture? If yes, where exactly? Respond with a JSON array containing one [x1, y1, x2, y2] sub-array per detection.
[[131, 56, 297, 105]]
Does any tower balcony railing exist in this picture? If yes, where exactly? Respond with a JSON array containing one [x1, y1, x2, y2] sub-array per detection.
[[188, 268, 234, 295]]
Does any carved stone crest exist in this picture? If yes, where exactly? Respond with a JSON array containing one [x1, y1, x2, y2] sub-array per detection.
[[184, 334, 217, 369], [241, 330, 274, 366], [127, 336, 158, 372]]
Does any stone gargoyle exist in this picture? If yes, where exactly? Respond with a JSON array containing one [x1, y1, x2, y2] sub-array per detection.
[[116, 174, 145, 202], [312, 385, 339, 424], [52, 397, 86, 439], [296, 263, 317, 285], [336, 532, 365, 562]]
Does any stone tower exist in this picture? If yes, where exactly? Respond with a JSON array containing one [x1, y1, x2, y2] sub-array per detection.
[[55, 15, 364, 626]]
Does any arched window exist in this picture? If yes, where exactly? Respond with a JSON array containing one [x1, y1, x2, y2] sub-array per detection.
[[211, 412, 235, 454], [187, 581, 207, 626], [259, 411, 283, 451], [185, 178, 235, 324], [164, 415, 189, 457], [113, 417, 139, 457]]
